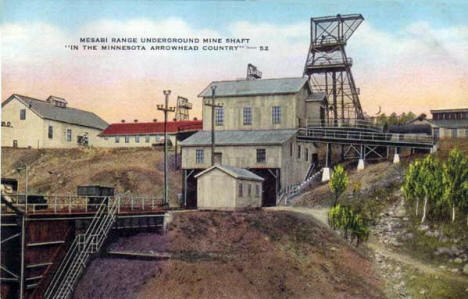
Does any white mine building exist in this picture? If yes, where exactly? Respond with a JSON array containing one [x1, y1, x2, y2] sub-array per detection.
[[180, 77, 328, 207]]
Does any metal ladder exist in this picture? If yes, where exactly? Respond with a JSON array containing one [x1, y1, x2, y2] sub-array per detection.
[[44, 196, 119, 299]]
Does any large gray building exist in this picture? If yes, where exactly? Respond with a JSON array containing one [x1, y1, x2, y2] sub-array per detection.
[[180, 77, 327, 207]]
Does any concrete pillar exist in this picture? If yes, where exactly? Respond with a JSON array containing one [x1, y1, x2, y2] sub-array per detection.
[[393, 153, 400, 164], [322, 167, 330, 182], [357, 159, 365, 170]]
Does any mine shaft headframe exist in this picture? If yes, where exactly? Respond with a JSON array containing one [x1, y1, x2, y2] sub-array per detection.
[[246, 63, 262, 80], [310, 14, 364, 46], [175, 96, 193, 121]]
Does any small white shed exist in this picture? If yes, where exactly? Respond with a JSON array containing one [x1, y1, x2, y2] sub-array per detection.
[[195, 165, 264, 210]]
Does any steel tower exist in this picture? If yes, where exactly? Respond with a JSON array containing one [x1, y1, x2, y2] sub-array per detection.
[[303, 14, 364, 122]]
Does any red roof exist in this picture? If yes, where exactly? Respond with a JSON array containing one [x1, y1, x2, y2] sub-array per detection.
[[99, 120, 202, 136]]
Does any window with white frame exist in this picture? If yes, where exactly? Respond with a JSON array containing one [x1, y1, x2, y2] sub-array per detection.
[[66, 129, 72, 142], [125, 136, 130, 143], [238, 183, 243, 197], [196, 149, 204, 164], [145, 135, 150, 143], [272, 106, 281, 124], [48, 126, 53, 139], [256, 149, 266, 163], [20, 109, 26, 120], [243, 107, 252, 125], [248, 184, 252, 197], [115, 136, 120, 143], [255, 184, 260, 197], [215, 106, 224, 126], [135, 135, 140, 143]]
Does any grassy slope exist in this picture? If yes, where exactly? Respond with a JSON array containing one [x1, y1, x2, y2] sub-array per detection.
[[75, 210, 384, 299], [1, 147, 181, 204]]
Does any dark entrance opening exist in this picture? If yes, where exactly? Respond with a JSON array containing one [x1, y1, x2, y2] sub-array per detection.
[[248, 168, 280, 207]]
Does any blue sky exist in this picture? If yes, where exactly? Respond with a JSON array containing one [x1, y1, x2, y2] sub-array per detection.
[[3, 0, 468, 34]]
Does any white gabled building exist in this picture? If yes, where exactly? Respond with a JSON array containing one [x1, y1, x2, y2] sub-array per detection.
[[1, 94, 108, 148]]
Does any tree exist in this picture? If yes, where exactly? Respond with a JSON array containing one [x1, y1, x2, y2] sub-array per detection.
[[403, 160, 425, 216], [419, 155, 445, 223], [328, 205, 369, 246], [329, 165, 348, 206], [443, 149, 468, 222]]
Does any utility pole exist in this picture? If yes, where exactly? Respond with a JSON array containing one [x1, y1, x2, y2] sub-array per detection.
[[204, 85, 222, 166], [157, 90, 175, 206]]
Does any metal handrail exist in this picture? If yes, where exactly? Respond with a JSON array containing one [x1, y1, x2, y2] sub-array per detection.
[[45, 197, 119, 299], [298, 128, 435, 145]]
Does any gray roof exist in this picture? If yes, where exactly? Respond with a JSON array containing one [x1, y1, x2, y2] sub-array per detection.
[[180, 129, 297, 146], [195, 165, 264, 181], [306, 92, 327, 102], [3, 94, 108, 130], [431, 108, 468, 114], [198, 77, 309, 98], [431, 119, 468, 129]]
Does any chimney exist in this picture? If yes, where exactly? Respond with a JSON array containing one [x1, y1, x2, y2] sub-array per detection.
[[173, 118, 177, 121], [193, 117, 198, 121], [134, 119, 138, 123], [121, 120, 125, 123], [153, 119, 158, 122]]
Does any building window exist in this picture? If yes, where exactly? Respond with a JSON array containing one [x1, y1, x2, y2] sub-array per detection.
[[243, 107, 252, 125], [290, 143, 293, 157], [125, 136, 130, 143], [20, 109, 26, 120], [66, 129, 72, 142], [452, 128, 457, 138], [297, 145, 301, 159], [272, 106, 281, 124], [13, 140, 18, 148], [248, 184, 252, 197], [465, 129, 468, 137], [255, 184, 260, 197], [196, 149, 204, 164], [135, 136, 140, 143], [145, 135, 150, 143], [433, 128, 439, 139], [48, 125, 53, 139], [256, 149, 266, 163], [215, 106, 224, 126], [305, 148, 309, 161], [115, 136, 120, 143], [238, 183, 243, 197]]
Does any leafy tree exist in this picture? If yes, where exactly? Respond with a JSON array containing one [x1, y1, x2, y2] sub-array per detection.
[[329, 165, 348, 206], [443, 149, 468, 222], [403, 160, 425, 216], [328, 205, 369, 246], [419, 155, 445, 223]]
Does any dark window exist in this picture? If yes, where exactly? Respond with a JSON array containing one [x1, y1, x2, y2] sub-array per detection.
[[215, 107, 224, 126], [465, 129, 468, 137], [248, 184, 252, 197], [433, 128, 439, 138], [196, 149, 204, 164], [125, 136, 130, 143], [66, 129, 72, 142], [297, 145, 301, 159], [48, 125, 53, 139], [256, 149, 266, 163], [243, 107, 252, 125], [135, 136, 140, 143], [145, 135, 150, 143], [115, 136, 120, 143], [272, 106, 281, 124], [290, 143, 293, 157], [238, 183, 243, 197], [255, 184, 260, 197], [452, 128, 457, 138], [20, 109, 26, 120], [214, 152, 222, 164], [305, 148, 309, 161], [13, 140, 18, 147]]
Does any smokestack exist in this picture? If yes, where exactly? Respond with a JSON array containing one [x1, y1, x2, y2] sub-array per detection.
[[134, 119, 138, 123], [121, 120, 125, 123], [173, 118, 177, 121], [193, 117, 198, 121], [153, 119, 158, 122]]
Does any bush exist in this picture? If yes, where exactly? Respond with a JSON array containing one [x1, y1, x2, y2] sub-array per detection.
[[328, 205, 369, 246]]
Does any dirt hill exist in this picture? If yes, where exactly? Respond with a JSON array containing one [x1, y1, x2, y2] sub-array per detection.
[[1, 147, 181, 204], [74, 210, 384, 299]]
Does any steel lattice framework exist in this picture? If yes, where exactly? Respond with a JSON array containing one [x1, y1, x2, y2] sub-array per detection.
[[175, 96, 192, 121], [303, 14, 364, 121]]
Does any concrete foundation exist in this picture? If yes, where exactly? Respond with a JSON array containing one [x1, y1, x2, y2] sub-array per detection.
[[357, 159, 365, 170], [393, 153, 400, 164], [321, 167, 330, 182]]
